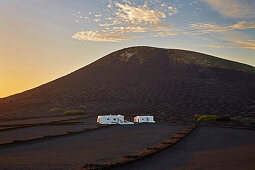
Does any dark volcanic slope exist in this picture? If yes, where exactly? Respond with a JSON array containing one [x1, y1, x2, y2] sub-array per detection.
[[0, 46, 255, 120]]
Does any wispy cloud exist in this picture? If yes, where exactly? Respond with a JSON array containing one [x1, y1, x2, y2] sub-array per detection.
[[232, 39, 255, 50], [189, 21, 255, 35], [208, 40, 255, 50], [114, 3, 166, 24], [72, 0, 255, 44], [202, 38, 255, 50], [168, 6, 178, 16], [153, 31, 177, 37], [203, 0, 255, 18], [110, 24, 171, 34], [187, 22, 255, 50], [72, 0, 179, 42], [72, 30, 135, 42]]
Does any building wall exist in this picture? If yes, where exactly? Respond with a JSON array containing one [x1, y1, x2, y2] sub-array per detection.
[[98, 116, 124, 124]]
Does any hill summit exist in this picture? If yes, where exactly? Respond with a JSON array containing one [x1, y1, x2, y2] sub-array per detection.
[[0, 46, 255, 121]]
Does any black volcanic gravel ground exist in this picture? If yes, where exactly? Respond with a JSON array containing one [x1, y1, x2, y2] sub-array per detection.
[[116, 126, 255, 170], [0, 115, 87, 126], [0, 123, 95, 144], [0, 123, 186, 170]]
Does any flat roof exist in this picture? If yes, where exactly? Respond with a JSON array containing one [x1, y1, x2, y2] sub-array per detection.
[[98, 115, 124, 117], [135, 116, 154, 117]]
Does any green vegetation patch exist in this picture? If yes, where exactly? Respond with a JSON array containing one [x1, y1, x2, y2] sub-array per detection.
[[62, 110, 85, 116], [78, 105, 87, 109], [49, 108, 63, 113], [197, 115, 221, 121]]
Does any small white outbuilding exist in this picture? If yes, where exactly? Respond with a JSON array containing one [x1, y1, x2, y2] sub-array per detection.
[[97, 115, 134, 125], [134, 116, 155, 123]]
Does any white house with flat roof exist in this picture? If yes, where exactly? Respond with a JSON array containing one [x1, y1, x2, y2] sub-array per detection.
[[134, 116, 155, 123], [97, 115, 134, 124]]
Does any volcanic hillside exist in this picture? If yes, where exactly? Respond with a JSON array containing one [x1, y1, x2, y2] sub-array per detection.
[[0, 46, 255, 121]]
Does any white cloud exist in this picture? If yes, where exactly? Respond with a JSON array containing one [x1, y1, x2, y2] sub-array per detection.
[[107, 4, 112, 8], [94, 19, 100, 22], [161, 3, 167, 7], [95, 14, 102, 17], [113, 26, 148, 33], [150, 24, 171, 31], [168, 6, 178, 16], [230, 21, 255, 29], [72, 1, 179, 42], [203, 0, 255, 18], [232, 39, 255, 50], [200, 35, 255, 50], [204, 39, 255, 50], [72, 30, 135, 42], [115, 3, 166, 24], [112, 24, 171, 33], [189, 21, 255, 35], [153, 31, 177, 37]]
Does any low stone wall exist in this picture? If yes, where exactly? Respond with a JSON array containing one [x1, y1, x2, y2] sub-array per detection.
[[83, 124, 198, 170], [0, 124, 111, 148]]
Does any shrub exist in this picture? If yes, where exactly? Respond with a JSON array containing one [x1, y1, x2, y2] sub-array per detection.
[[197, 115, 221, 121], [78, 105, 87, 109], [193, 114, 200, 118], [49, 108, 63, 113], [62, 110, 85, 116]]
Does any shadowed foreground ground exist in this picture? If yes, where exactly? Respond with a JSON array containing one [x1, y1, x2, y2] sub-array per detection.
[[0, 123, 185, 170], [116, 126, 255, 170]]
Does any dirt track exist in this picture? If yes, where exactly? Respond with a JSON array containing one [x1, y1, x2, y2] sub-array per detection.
[[116, 126, 255, 170]]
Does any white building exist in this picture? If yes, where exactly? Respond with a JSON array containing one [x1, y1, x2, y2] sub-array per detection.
[[97, 115, 134, 125], [134, 116, 155, 123]]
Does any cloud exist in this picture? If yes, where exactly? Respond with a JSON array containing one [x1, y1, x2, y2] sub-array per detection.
[[232, 39, 255, 50], [111, 24, 172, 34], [95, 14, 102, 17], [208, 40, 255, 50], [168, 6, 178, 16], [112, 26, 148, 33], [72, 1, 179, 42], [153, 31, 177, 37], [115, 3, 166, 24], [72, 30, 135, 42], [202, 38, 255, 50], [203, 0, 255, 18], [150, 24, 171, 31], [230, 21, 255, 29], [189, 21, 255, 35], [99, 22, 116, 27]]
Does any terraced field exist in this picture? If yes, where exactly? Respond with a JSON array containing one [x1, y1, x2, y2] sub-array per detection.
[[0, 115, 87, 126], [0, 117, 98, 145], [0, 114, 254, 170], [0, 123, 187, 170], [116, 126, 255, 170]]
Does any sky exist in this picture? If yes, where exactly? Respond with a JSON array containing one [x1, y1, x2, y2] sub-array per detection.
[[0, 0, 255, 98]]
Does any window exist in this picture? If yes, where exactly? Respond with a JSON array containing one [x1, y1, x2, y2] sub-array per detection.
[[113, 118, 117, 121], [107, 118, 110, 120]]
